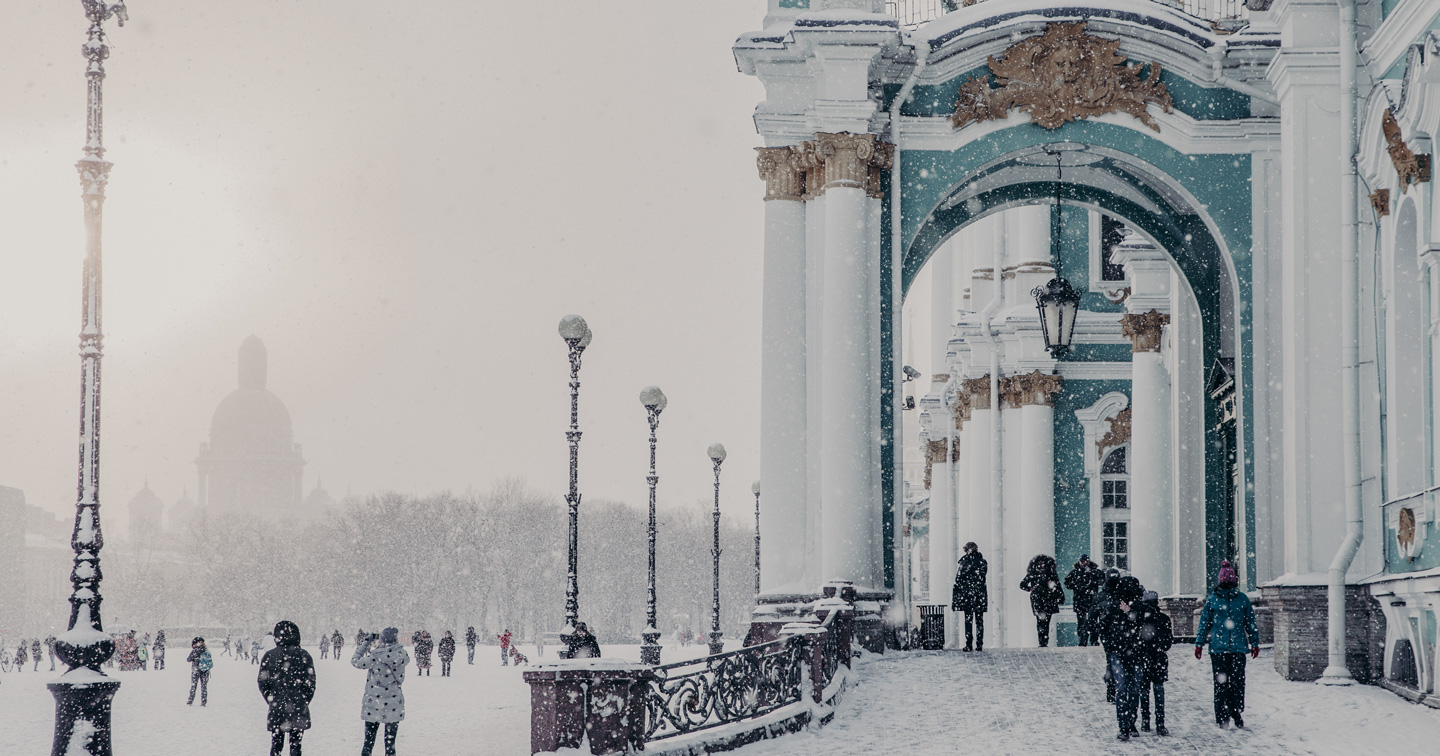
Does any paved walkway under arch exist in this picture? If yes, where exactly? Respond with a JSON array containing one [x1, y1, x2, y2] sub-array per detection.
[[734, 646, 1440, 756]]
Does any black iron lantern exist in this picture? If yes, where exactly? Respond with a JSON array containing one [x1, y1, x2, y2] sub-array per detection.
[[1033, 147, 1081, 357]]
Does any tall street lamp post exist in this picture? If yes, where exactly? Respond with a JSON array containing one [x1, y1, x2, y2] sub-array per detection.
[[639, 386, 668, 665], [751, 481, 761, 595], [707, 443, 727, 656], [558, 314, 592, 635], [51, 3, 128, 755]]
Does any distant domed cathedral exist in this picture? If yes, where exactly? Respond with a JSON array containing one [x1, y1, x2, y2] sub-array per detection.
[[196, 336, 305, 519]]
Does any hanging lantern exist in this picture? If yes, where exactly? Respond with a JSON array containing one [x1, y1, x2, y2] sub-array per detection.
[[1033, 276, 1080, 356]]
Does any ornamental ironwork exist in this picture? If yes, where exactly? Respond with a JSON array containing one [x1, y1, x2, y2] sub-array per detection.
[[644, 637, 806, 741], [951, 22, 1174, 133]]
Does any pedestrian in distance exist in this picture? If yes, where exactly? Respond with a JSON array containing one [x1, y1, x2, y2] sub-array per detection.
[[437, 631, 455, 677], [559, 622, 602, 659], [510, 647, 529, 666], [258, 620, 316, 756], [414, 630, 433, 676], [353, 627, 409, 756], [952, 542, 988, 652], [46, 634, 57, 671], [333, 629, 345, 661], [187, 637, 213, 706], [319, 632, 330, 660], [253, 638, 263, 665], [1195, 560, 1260, 729], [14, 639, 28, 672], [1096, 575, 1144, 741], [464, 626, 477, 665], [31, 638, 42, 671], [497, 629, 512, 666], [137, 643, 149, 671], [1135, 590, 1173, 736], [536, 632, 545, 659], [1019, 554, 1066, 648], [1064, 555, 1104, 647], [1088, 567, 1123, 702], [154, 630, 166, 671]]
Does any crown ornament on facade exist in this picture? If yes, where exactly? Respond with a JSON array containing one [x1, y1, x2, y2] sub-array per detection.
[[951, 22, 1174, 133]]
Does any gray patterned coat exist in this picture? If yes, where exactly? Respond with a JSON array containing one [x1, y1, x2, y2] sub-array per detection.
[[351, 639, 409, 723]]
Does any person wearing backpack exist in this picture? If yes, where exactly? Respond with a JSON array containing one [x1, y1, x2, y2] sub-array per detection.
[[1019, 554, 1066, 647], [187, 637, 213, 706]]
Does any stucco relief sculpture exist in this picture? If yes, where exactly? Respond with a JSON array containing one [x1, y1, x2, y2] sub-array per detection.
[[1096, 407, 1132, 459], [951, 21, 1174, 133], [1370, 188, 1391, 217], [1397, 507, 1418, 560], [1383, 109, 1432, 192]]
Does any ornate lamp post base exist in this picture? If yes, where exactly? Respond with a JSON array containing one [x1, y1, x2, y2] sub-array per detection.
[[708, 631, 724, 657], [49, 679, 120, 756], [640, 629, 662, 665]]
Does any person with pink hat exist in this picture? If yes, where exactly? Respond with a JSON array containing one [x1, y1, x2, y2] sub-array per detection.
[[1194, 560, 1260, 729]]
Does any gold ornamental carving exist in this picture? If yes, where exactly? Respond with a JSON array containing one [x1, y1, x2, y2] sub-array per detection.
[[952, 392, 971, 429], [1383, 109, 1432, 193], [961, 375, 992, 410], [755, 146, 807, 202], [1096, 407, 1132, 458], [1120, 309, 1170, 353], [1370, 189, 1391, 217], [1398, 507, 1417, 559], [1009, 370, 1064, 407], [951, 22, 1174, 133]]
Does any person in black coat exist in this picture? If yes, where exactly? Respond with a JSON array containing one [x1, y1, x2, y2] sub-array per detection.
[[465, 626, 478, 665], [1096, 576, 1144, 741], [1019, 554, 1066, 647], [1064, 555, 1103, 647], [1088, 568, 1122, 701], [952, 542, 989, 652], [559, 622, 602, 659], [258, 620, 316, 756], [1135, 591, 1173, 736], [437, 631, 456, 677]]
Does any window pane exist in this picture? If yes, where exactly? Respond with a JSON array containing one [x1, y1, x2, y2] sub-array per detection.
[[1103, 523, 1114, 537], [1118, 556, 1129, 570], [1116, 523, 1127, 537]]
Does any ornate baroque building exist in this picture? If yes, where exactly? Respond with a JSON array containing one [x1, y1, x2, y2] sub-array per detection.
[[196, 336, 305, 520], [737, 0, 1440, 694]]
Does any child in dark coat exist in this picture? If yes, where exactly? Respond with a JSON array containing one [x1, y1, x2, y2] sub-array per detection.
[[1136, 591, 1173, 735]]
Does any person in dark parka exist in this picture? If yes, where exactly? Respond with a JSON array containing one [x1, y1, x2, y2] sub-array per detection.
[[437, 631, 456, 677], [1136, 590, 1173, 735], [1088, 568, 1123, 701], [1096, 575, 1144, 741], [153, 630, 166, 671], [952, 542, 989, 652], [464, 626, 478, 665], [1064, 555, 1104, 646], [414, 630, 433, 676], [1019, 554, 1066, 647], [1195, 560, 1260, 729], [258, 620, 316, 756], [559, 622, 602, 659]]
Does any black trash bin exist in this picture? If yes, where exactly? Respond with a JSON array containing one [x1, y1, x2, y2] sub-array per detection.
[[918, 605, 946, 650]]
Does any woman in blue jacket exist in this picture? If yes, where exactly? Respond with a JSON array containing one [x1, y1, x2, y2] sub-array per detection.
[[1194, 560, 1260, 728]]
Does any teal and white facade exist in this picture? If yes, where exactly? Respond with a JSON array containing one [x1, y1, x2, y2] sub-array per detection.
[[738, 0, 1440, 685]]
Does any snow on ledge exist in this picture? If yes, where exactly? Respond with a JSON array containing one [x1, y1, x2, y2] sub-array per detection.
[[1260, 572, 1336, 588], [530, 658, 651, 672]]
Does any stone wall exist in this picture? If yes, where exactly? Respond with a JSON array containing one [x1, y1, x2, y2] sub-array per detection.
[[1261, 584, 1383, 683]]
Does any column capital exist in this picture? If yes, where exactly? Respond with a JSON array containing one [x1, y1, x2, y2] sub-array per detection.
[[1001, 370, 1064, 408], [960, 375, 991, 410], [1120, 310, 1170, 353], [952, 392, 971, 429], [755, 146, 807, 202], [810, 132, 892, 199]]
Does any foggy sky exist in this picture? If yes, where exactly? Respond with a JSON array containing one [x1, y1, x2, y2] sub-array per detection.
[[0, 1, 769, 528]]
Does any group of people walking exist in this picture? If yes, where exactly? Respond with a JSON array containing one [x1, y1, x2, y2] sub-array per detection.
[[951, 544, 1261, 741], [3, 636, 52, 672]]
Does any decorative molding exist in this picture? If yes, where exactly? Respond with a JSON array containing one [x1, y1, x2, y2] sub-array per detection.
[[931, 373, 951, 383], [1370, 188, 1392, 217], [1056, 361, 1132, 381], [960, 375, 991, 410], [951, 22, 1174, 133], [952, 392, 971, 429], [1096, 407, 1133, 459], [1120, 310, 1171, 353], [755, 146, 807, 201], [1383, 109, 1432, 193], [1000, 370, 1064, 409]]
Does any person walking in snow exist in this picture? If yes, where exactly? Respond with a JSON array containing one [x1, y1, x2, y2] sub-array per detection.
[[319, 632, 330, 660], [332, 630, 344, 661], [437, 631, 455, 677], [14, 639, 28, 672], [1088, 567, 1123, 702], [31, 638, 42, 671], [413, 630, 433, 676], [258, 620, 316, 756], [187, 637, 213, 706], [1019, 554, 1066, 648], [1136, 590, 1173, 736], [153, 630, 166, 671], [497, 629, 512, 666], [252, 638, 263, 665], [1096, 575, 1144, 741], [464, 626, 477, 665], [46, 634, 57, 671], [353, 627, 409, 756], [138, 643, 149, 671], [559, 622, 602, 659], [952, 542, 988, 652], [1195, 560, 1260, 729], [1064, 555, 1103, 647], [222, 634, 233, 658]]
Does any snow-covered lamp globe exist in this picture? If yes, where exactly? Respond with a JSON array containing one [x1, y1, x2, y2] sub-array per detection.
[[639, 385, 667, 414], [558, 313, 591, 347], [751, 480, 761, 496], [708, 443, 728, 464]]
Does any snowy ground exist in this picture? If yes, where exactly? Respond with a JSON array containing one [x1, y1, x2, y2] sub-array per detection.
[[733, 646, 1440, 756], [0, 640, 720, 755]]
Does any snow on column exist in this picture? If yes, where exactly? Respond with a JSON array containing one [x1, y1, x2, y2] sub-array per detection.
[[816, 132, 889, 590], [1017, 372, 1062, 587], [1123, 310, 1174, 595], [756, 146, 809, 594], [961, 374, 995, 641]]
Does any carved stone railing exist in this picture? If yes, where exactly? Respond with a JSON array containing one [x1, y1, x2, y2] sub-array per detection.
[[525, 603, 855, 755], [885, 0, 1250, 30]]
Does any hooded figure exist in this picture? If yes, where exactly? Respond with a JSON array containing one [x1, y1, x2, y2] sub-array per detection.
[[952, 543, 988, 652], [560, 622, 602, 659], [1097, 575, 1145, 740], [258, 620, 316, 756], [1019, 554, 1066, 647], [1195, 560, 1259, 729], [354, 627, 409, 756], [1135, 590, 1173, 735], [437, 631, 456, 677], [1064, 556, 1104, 646]]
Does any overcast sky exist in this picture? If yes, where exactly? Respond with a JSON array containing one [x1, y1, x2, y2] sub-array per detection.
[[0, 0, 774, 527]]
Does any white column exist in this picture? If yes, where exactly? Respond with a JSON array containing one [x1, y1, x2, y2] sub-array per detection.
[[1000, 384, 1026, 646], [817, 132, 885, 590], [1017, 373, 1061, 569], [962, 375, 995, 642], [1124, 311, 1175, 595], [756, 147, 808, 594]]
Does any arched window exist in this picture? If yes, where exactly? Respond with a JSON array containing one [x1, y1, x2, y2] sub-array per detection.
[[1100, 446, 1130, 571]]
